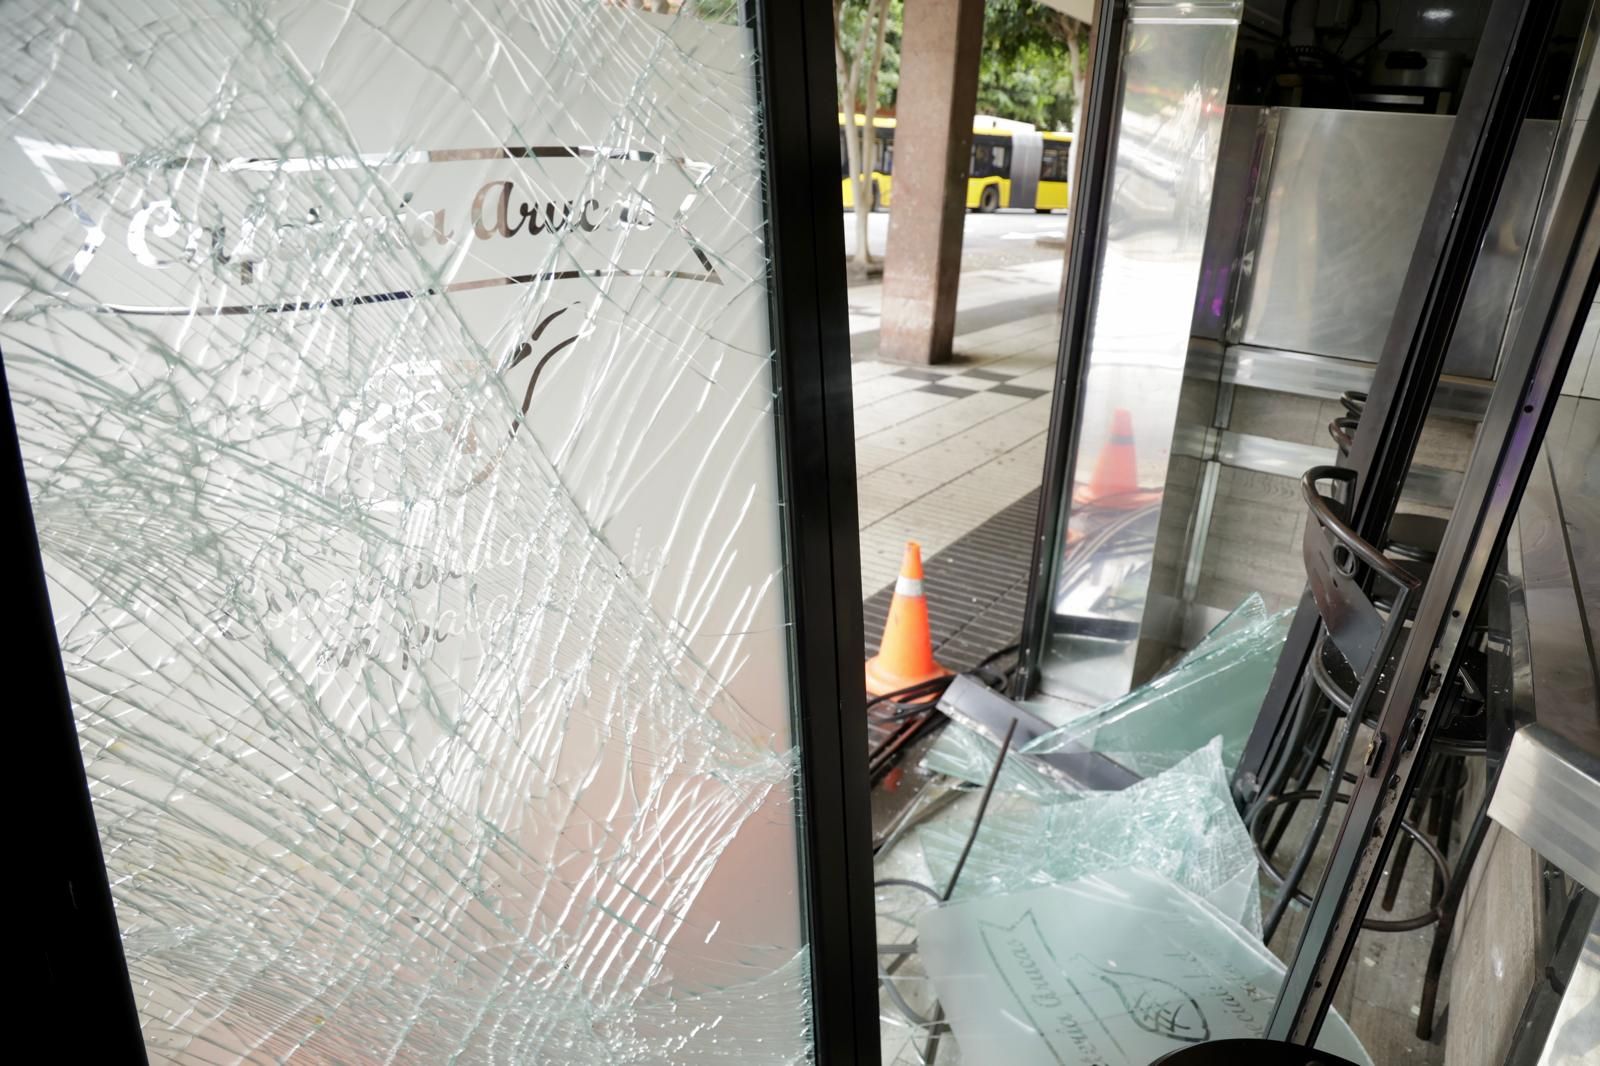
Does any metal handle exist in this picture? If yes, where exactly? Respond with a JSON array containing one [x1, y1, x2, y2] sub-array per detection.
[[1328, 416, 1358, 456], [1301, 466, 1422, 594]]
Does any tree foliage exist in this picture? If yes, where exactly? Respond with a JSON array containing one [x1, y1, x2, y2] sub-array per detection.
[[976, 0, 1087, 131], [830, 0, 1085, 268], [835, 0, 1083, 132]]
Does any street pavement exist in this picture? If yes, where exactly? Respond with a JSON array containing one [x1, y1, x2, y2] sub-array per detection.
[[841, 208, 1067, 276]]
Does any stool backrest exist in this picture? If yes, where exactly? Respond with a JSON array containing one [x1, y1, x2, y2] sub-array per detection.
[[1328, 416, 1358, 464], [1301, 466, 1421, 681]]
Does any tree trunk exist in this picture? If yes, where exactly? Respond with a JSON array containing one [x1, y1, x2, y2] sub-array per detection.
[[852, 0, 890, 269], [835, 0, 863, 270], [1058, 16, 1093, 313], [1063, 17, 1086, 211]]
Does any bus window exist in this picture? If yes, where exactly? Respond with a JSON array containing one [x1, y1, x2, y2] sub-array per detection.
[[1041, 145, 1070, 182], [971, 142, 1009, 177], [877, 138, 893, 174]]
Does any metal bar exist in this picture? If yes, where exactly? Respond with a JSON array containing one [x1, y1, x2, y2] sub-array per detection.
[[938, 674, 1141, 792], [7, 354, 148, 1060], [1222, 107, 1282, 343], [1236, 0, 1560, 802], [1269, 55, 1600, 1045], [749, 1, 880, 1060], [1014, 0, 1128, 699], [1221, 344, 1494, 419], [1195, 429, 1465, 508]]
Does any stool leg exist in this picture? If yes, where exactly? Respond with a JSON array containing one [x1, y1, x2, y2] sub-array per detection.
[[1263, 706, 1365, 944], [1382, 757, 1441, 911], [1247, 682, 1319, 830], [1433, 758, 1459, 832], [1434, 758, 1463, 864], [1417, 779, 1495, 1041], [1265, 705, 1336, 857]]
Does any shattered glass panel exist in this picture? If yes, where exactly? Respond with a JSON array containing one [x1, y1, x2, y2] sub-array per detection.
[[920, 722, 1073, 799], [3, 2, 814, 1061], [1178, 591, 1273, 661]]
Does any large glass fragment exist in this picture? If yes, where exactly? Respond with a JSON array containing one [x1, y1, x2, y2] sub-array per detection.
[[3, 1, 815, 1060], [919, 739, 1264, 937], [925, 594, 1289, 787], [1026, 596, 1292, 777], [916, 869, 1371, 1065]]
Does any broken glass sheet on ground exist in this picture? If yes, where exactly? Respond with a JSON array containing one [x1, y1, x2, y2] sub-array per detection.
[[916, 868, 1371, 1066], [1028, 596, 1291, 777], [925, 593, 1291, 787], [3, 1, 815, 1060], [918, 738, 1264, 938]]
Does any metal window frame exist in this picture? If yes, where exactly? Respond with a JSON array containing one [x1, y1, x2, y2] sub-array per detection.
[[1014, 0, 1129, 699], [12, 1, 878, 1059]]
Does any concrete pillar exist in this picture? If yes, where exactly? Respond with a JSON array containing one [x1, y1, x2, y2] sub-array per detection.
[[879, 0, 986, 365]]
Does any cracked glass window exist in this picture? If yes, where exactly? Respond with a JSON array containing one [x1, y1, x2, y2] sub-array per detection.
[[3, 1, 815, 1060]]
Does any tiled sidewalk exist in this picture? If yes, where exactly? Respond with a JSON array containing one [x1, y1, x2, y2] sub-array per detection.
[[850, 259, 1063, 597]]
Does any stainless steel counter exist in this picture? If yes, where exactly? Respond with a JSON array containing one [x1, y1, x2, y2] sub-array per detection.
[[1488, 396, 1600, 894]]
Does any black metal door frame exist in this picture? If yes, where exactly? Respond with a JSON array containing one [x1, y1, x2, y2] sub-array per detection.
[[752, 0, 881, 1060], [13, 1, 878, 1058]]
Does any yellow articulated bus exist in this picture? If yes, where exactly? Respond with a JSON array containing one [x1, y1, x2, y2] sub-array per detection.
[[840, 114, 1072, 213]]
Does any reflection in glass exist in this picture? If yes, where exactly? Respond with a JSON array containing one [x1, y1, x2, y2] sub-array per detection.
[[1038, 3, 1244, 706]]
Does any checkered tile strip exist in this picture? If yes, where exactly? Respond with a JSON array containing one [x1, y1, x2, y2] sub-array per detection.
[[889, 366, 1048, 401]]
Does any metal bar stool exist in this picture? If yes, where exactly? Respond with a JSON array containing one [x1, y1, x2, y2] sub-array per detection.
[[1327, 397, 1501, 1039], [1328, 390, 1447, 571], [1249, 467, 1496, 1040], [1251, 391, 1444, 845], [1251, 466, 1433, 939]]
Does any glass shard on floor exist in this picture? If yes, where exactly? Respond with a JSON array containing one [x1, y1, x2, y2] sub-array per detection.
[[918, 738, 1264, 937], [1026, 594, 1292, 777], [924, 593, 1290, 788], [916, 868, 1371, 1066]]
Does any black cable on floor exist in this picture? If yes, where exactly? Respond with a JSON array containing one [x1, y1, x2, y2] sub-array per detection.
[[941, 717, 1016, 901], [873, 719, 1018, 1048]]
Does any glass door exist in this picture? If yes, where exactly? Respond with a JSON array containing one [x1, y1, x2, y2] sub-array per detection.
[[3, 1, 870, 1061]]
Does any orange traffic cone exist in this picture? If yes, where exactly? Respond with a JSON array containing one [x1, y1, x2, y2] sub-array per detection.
[[866, 541, 951, 699], [1074, 407, 1150, 509]]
